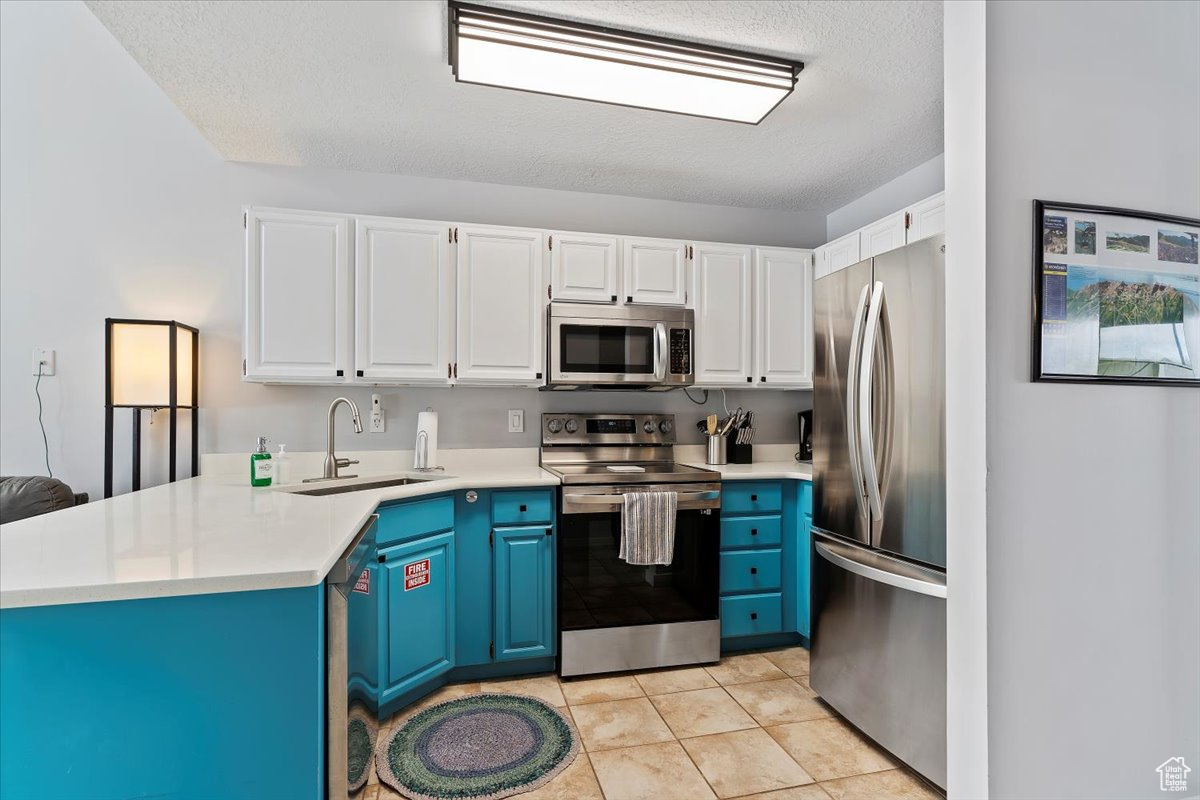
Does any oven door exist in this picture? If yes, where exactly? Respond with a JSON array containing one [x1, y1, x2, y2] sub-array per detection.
[[557, 486, 720, 676]]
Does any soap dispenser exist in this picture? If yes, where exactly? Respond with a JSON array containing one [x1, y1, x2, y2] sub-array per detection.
[[275, 444, 292, 485], [250, 436, 273, 487]]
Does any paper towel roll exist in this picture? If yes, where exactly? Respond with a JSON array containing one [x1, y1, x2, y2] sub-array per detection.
[[415, 410, 438, 469]]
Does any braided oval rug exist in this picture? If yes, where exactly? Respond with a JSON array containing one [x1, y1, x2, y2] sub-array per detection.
[[375, 693, 580, 800]]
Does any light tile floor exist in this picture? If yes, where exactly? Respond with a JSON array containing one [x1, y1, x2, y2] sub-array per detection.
[[361, 646, 943, 800]]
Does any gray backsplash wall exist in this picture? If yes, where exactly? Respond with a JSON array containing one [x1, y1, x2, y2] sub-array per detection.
[[203, 386, 812, 454]]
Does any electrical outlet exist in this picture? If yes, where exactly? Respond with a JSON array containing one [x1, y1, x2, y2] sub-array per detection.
[[507, 409, 524, 433], [32, 348, 55, 376], [370, 393, 385, 433]]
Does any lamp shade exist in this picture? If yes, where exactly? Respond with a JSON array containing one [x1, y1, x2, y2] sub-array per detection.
[[107, 319, 197, 408]]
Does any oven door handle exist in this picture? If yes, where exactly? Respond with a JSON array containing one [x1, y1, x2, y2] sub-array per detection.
[[563, 489, 720, 512]]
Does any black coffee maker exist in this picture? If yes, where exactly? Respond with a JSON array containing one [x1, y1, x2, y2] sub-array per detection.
[[797, 410, 813, 462]]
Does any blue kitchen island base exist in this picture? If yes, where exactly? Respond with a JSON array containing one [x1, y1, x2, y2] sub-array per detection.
[[0, 585, 325, 800]]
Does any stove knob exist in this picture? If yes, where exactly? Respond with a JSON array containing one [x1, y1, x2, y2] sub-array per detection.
[[546, 418, 563, 434], [643, 420, 654, 434], [659, 419, 674, 434], [564, 419, 579, 434]]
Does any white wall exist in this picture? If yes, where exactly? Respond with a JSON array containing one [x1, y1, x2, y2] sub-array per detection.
[[943, 3, 989, 798], [825, 152, 945, 241], [985, 3, 1200, 799], [0, 1, 821, 500]]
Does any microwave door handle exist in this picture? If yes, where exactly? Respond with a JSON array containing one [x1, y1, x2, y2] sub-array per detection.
[[653, 322, 667, 381]]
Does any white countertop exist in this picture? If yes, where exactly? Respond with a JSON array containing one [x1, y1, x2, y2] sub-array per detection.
[[1, 446, 811, 610], [0, 450, 556, 610]]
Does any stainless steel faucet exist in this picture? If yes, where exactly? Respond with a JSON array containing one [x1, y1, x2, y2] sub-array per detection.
[[304, 397, 363, 482]]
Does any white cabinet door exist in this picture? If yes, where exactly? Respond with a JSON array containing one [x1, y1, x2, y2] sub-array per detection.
[[907, 191, 946, 243], [692, 242, 754, 386], [824, 231, 863, 276], [861, 212, 907, 258], [355, 217, 454, 384], [244, 208, 350, 383], [754, 247, 813, 388], [550, 232, 619, 303], [455, 225, 545, 385], [622, 237, 688, 306]]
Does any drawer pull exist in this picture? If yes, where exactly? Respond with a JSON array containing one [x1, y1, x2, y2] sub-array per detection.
[[750, 612, 758, 620], [750, 494, 758, 501], [519, 504, 527, 512], [750, 567, 758, 575], [750, 528, 758, 536]]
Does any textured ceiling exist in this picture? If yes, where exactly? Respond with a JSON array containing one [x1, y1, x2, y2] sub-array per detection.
[[85, 0, 944, 212]]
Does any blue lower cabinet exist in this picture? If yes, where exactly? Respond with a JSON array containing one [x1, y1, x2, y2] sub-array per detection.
[[0, 586, 325, 800], [796, 481, 813, 638], [720, 548, 783, 594], [493, 525, 555, 661], [380, 531, 455, 706], [721, 592, 784, 637], [720, 479, 813, 649]]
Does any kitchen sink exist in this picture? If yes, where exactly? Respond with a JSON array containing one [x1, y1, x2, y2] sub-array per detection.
[[293, 477, 432, 496]]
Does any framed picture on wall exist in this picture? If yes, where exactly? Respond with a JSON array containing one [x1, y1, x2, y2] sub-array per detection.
[[1032, 200, 1200, 386]]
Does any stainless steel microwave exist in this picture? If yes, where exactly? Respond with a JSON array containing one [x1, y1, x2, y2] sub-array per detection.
[[547, 303, 694, 389]]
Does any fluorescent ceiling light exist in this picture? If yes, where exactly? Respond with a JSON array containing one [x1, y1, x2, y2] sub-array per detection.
[[448, 2, 802, 124]]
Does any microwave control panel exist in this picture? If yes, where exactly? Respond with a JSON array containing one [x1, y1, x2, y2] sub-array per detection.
[[669, 329, 692, 375]]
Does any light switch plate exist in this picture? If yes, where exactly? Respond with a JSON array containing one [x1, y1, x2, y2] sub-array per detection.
[[507, 409, 524, 433], [32, 348, 55, 376]]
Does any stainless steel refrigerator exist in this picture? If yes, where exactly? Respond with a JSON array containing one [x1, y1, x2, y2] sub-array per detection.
[[810, 234, 947, 790]]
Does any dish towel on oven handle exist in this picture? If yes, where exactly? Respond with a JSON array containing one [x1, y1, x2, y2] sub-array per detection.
[[619, 490, 678, 566]]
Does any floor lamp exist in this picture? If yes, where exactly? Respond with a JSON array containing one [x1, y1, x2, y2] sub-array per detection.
[[104, 318, 199, 498]]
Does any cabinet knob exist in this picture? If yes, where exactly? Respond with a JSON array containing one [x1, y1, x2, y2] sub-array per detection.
[[750, 612, 758, 620], [750, 567, 758, 575], [750, 529, 758, 536], [519, 504, 527, 512], [465, 490, 478, 503], [750, 494, 758, 502]]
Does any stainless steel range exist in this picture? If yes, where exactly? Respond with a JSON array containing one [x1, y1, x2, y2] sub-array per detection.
[[540, 413, 722, 677]]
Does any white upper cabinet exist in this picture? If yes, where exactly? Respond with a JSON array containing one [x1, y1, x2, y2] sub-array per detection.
[[907, 191, 946, 243], [455, 225, 545, 385], [622, 237, 688, 306], [754, 248, 813, 388], [244, 208, 351, 383], [549, 231, 619, 303], [814, 191, 947, 277], [355, 217, 454, 384], [861, 212, 907, 258], [820, 230, 863, 278], [692, 242, 754, 386]]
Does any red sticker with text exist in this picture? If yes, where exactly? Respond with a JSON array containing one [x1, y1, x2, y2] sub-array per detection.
[[353, 568, 370, 594], [404, 559, 430, 591]]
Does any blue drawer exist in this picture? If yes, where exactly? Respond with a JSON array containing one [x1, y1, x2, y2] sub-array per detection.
[[376, 495, 454, 548], [720, 549, 782, 594], [721, 481, 783, 515], [721, 593, 784, 637], [721, 515, 782, 550], [492, 490, 553, 526]]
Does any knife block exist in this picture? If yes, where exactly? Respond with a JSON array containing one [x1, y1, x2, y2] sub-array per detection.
[[728, 442, 753, 464]]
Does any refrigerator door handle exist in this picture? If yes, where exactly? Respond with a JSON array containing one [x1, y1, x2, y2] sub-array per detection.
[[814, 537, 947, 599], [845, 284, 871, 522], [858, 281, 886, 523]]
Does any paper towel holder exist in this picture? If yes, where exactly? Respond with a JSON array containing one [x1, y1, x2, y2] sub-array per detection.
[[414, 407, 445, 472]]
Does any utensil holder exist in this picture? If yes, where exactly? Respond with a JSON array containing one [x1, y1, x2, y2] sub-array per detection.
[[706, 435, 727, 465]]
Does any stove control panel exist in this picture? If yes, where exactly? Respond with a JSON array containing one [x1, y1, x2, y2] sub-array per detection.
[[542, 413, 677, 446]]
